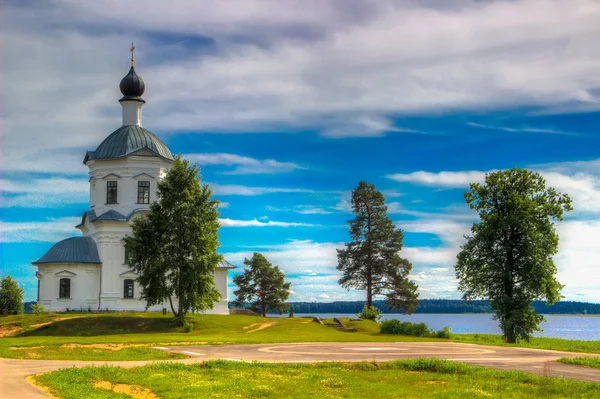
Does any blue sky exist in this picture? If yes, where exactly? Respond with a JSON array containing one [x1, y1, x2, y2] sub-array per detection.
[[1, 0, 600, 304]]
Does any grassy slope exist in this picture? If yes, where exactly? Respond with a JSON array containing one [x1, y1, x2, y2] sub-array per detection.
[[558, 357, 600, 369], [34, 359, 600, 399], [2, 313, 599, 360]]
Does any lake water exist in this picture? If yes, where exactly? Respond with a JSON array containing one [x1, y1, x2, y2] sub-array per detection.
[[273, 313, 600, 341]]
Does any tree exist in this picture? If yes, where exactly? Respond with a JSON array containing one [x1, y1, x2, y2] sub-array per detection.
[[337, 181, 419, 314], [0, 276, 24, 315], [233, 253, 291, 317], [124, 156, 221, 323], [455, 168, 572, 343]]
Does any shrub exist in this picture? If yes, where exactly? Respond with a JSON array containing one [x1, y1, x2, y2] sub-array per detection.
[[357, 305, 382, 321], [380, 319, 451, 338], [182, 320, 194, 333], [31, 303, 44, 315], [0, 276, 24, 315], [435, 326, 452, 339]]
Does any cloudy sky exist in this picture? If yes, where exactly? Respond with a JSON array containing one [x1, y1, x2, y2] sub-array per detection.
[[1, 0, 600, 304]]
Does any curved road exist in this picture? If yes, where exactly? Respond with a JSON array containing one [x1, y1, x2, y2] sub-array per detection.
[[2, 342, 599, 398]]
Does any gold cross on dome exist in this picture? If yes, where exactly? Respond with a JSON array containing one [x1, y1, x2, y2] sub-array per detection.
[[130, 42, 135, 67]]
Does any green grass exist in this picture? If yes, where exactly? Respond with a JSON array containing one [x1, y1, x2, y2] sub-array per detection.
[[2, 313, 599, 361], [33, 358, 600, 399], [558, 357, 600, 369]]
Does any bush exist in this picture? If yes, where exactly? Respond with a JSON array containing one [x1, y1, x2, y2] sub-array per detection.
[[357, 305, 382, 321], [435, 326, 452, 339], [182, 320, 194, 333], [380, 319, 451, 338], [31, 303, 44, 316], [0, 276, 24, 315]]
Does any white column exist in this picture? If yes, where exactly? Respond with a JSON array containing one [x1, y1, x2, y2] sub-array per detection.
[[121, 100, 143, 126]]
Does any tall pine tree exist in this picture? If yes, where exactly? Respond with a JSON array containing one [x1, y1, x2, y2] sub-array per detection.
[[337, 181, 419, 313], [233, 253, 291, 317]]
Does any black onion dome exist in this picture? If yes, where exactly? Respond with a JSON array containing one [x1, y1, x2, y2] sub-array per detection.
[[119, 66, 145, 102]]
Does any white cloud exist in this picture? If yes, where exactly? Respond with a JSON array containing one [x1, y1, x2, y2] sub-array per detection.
[[210, 184, 321, 196], [386, 158, 600, 214], [266, 205, 332, 214], [466, 122, 577, 136], [0, 178, 88, 208], [0, 217, 81, 243], [318, 293, 330, 299], [386, 171, 489, 187], [186, 153, 304, 174], [223, 240, 342, 275], [4, 0, 600, 173], [219, 218, 315, 228]]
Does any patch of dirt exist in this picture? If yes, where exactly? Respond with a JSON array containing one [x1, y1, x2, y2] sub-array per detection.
[[26, 376, 60, 399], [242, 323, 260, 330], [9, 345, 45, 350], [0, 324, 20, 337], [60, 343, 149, 351], [155, 341, 207, 346], [245, 322, 277, 333], [94, 380, 159, 399]]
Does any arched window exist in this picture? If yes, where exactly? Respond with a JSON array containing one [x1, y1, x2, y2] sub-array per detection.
[[124, 279, 134, 299], [59, 278, 71, 298]]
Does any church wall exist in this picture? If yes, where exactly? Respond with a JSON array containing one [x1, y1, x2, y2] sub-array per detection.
[[36, 263, 100, 312], [88, 156, 170, 218]]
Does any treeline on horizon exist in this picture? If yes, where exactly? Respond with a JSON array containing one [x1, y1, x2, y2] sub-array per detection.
[[22, 299, 600, 315], [247, 299, 600, 315]]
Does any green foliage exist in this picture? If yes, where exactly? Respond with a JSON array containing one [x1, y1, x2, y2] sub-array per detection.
[[233, 253, 291, 317], [435, 326, 452, 339], [337, 181, 419, 313], [31, 304, 44, 316], [456, 168, 572, 343], [124, 156, 222, 321], [379, 320, 451, 338], [182, 319, 193, 333], [0, 275, 24, 315], [34, 358, 600, 399], [558, 357, 600, 369], [357, 305, 382, 321]]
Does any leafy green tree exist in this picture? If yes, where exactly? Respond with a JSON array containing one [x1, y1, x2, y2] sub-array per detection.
[[124, 156, 221, 323], [337, 181, 419, 313], [0, 276, 24, 315], [233, 253, 291, 317], [456, 168, 572, 343]]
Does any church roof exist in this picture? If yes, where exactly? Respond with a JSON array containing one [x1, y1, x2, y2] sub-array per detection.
[[33, 237, 101, 265], [217, 260, 237, 269], [119, 66, 145, 102], [83, 125, 174, 163]]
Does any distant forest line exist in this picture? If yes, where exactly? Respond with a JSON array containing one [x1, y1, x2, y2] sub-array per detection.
[[22, 299, 600, 315], [261, 300, 600, 315]]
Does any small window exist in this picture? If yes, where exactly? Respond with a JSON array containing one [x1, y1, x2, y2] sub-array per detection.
[[124, 279, 134, 299], [137, 181, 150, 204], [107, 181, 118, 204], [59, 278, 70, 299], [124, 246, 130, 264]]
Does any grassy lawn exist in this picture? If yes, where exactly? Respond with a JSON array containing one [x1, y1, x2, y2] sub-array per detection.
[[33, 358, 600, 399], [558, 357, 600, 369], [2, 312, 599, 360]]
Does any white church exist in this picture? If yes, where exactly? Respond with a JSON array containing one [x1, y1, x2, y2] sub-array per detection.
[[33, 53, 234, 314]]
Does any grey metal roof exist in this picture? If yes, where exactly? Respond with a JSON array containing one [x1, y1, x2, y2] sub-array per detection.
[[76, 209, 150, 228], [84, 125, 174, 163], [217, 259, 237, 269], [33, 237, 101, 265], [94, 209, 127, 222]]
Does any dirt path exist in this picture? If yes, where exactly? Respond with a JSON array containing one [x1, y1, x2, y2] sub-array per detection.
[[2, 342, 599, 398]]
